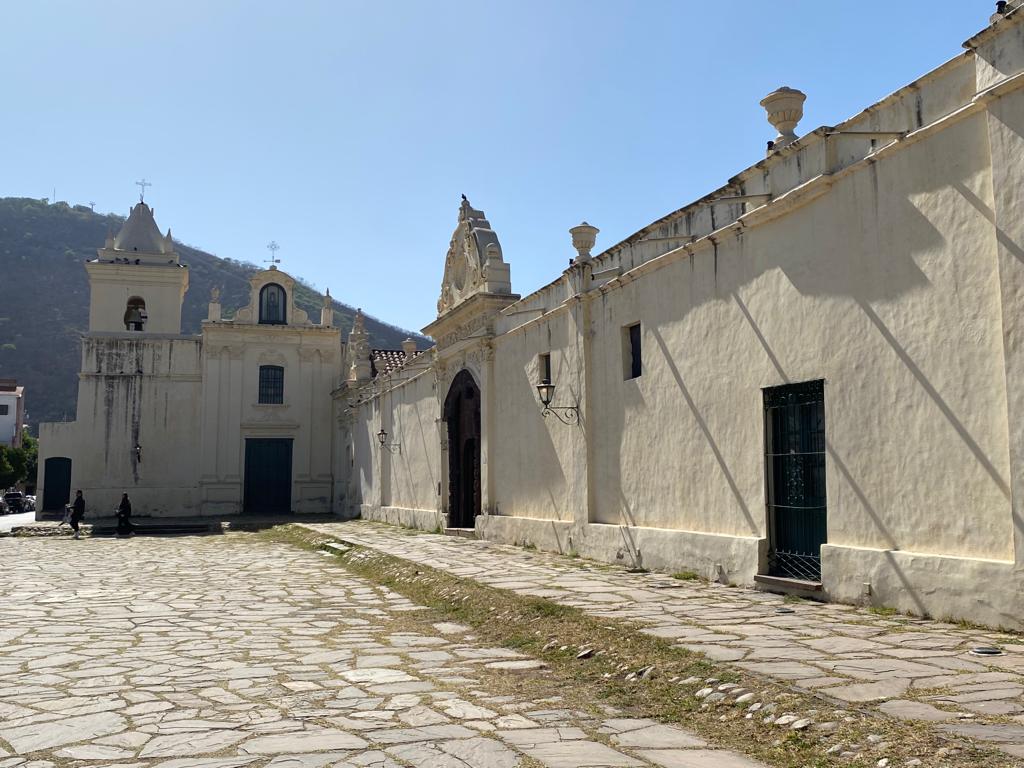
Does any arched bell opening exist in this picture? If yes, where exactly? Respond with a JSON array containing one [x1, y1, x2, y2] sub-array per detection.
[[124, 297, 147, 331]]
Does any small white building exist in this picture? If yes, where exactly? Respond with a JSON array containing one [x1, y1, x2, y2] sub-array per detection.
[[0, 379, 25, 448]]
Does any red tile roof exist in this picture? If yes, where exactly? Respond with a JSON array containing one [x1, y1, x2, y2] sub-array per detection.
[[370, 349, 422, 377]]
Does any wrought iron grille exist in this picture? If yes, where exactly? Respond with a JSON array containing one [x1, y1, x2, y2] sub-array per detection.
[[764, 380, 826, 581], [258, 365, 284, 404]]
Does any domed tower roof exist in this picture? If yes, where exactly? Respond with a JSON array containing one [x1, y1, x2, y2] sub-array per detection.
[[112, 202, 175, 255]]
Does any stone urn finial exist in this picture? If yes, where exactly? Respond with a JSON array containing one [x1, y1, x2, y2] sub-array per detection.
[[760, 87, 806, 150], [569, 222, 599, 263]]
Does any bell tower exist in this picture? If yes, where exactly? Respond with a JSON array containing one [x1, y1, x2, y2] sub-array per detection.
[[84, 201, 189, 334]]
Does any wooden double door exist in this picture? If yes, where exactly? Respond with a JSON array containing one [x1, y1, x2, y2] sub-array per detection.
[[244, 438, 293, 515]]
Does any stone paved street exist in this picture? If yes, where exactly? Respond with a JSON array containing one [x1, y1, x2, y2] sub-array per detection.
[[304, 521, 1024, 761], [0, 534, 767, 768]]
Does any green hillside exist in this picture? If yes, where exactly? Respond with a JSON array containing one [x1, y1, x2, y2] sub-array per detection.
[[0, 197, 428, 427]]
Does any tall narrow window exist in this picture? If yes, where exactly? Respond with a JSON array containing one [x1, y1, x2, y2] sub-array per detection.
[[623, 322, 642, 380], [763, 379, 827, 582], [259, 283, 286, 325], [539, 353, 552, 384], [124, 297, 147, 331], [258, 365, 284, 404]]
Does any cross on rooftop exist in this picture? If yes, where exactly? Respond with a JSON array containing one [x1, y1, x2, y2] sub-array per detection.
[[135, 178, 152, 202], [266, 240, 281, 266]]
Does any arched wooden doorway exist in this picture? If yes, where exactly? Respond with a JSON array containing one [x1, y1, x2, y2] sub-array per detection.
[[444, 370, 481, 528]]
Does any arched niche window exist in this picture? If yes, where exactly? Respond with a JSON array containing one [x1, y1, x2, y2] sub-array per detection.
[[258, 365, 284, 404], [124, 297, 147, 331], [259, 283, 287, 325]]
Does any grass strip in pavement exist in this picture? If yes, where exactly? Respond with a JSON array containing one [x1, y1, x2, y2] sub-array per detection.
[[266, 524, 1016, 768]]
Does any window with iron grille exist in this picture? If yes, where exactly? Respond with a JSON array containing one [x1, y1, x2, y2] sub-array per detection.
[[258, 365, 284, 404], [763, 379, 827, 581]]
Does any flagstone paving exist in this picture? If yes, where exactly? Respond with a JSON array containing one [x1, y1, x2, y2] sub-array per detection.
[[303, 521, 1024, 759], [0, 534, 767, 768]]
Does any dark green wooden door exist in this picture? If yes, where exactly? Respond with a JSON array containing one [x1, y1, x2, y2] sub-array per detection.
[[244, 439, 293, 514], [42, 457, 72, 511], [764, 380, 827, 581]]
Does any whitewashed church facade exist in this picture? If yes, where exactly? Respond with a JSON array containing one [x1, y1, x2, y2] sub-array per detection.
[[39, 8, 1024, 628], [38, 202, 346, 518]]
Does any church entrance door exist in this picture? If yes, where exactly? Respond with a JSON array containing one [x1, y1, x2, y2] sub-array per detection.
[[244, 438, 293, 515], [42, 457, 72, 511], [444, 370, 481, 529]]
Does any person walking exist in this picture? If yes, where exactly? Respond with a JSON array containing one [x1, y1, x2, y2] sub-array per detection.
[[70, 490, 85, 539], [116, 493, 134, 537]]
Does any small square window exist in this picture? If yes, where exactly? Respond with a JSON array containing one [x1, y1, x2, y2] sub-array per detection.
[[623, 323, 641, 380], [539, 353, 552, 384], [0, 404, 8, 416]]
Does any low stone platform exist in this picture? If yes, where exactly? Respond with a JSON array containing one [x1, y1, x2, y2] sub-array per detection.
[[11, 513, 344, 537]]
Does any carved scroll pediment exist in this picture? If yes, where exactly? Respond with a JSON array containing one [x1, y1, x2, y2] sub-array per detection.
[[437, 197, 511, 316]]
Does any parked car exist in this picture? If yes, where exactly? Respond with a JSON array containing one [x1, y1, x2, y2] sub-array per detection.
[[24, 495, 36, 512], [3, 492, 25, 514], [0, 498, 7, 515]]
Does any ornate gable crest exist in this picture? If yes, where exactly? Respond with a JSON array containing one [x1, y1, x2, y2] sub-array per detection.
[[437, 196, 512, 316]]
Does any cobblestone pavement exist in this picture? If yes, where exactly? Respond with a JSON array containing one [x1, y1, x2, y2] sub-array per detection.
[[304, 521, 1024, 760], [0, 534, 767, 768]]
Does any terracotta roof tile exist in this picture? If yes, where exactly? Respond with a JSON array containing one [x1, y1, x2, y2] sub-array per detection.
[[370, 349, 422, 377]]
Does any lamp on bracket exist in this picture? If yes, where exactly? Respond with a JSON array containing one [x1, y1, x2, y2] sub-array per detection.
[[376, 427, 400, 454], [535, 382, 580, 426]]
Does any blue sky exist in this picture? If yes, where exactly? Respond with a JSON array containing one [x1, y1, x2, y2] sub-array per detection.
[[2, 1, 989, 333]]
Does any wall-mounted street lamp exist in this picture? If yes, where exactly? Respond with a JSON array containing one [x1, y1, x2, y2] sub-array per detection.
[[134, 445, 142, 463], [377, 428, 400, 454], [535, 382, 579, 426]]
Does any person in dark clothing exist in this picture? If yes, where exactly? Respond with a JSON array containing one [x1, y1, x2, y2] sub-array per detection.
[[70, 490, 85, 539], [116, 493, 134, 537]]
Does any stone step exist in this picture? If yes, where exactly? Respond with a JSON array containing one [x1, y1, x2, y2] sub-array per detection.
[[89, 523, 217, 537], [443, 527, 477, 540]]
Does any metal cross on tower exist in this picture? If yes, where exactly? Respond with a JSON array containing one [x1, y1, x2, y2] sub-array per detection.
[[135, 178, 152, 202], [266, 240, 281, 266]]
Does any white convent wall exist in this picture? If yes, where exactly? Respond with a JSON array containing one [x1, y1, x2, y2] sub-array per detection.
[[348, 17, 1024, 628], [584, 110, 1011, 561], [490, 306, 585, 524], [345, 365, 445, 531]]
